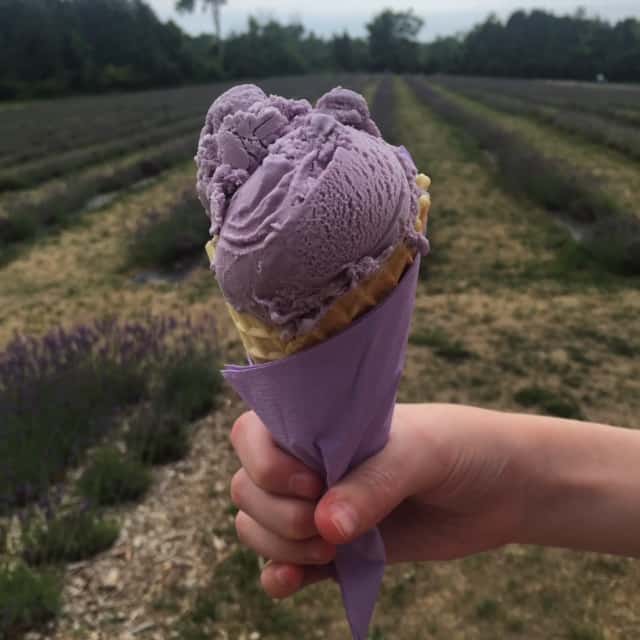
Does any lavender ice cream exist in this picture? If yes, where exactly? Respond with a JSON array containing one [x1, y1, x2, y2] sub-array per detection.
[[196, 84, 429, 338]]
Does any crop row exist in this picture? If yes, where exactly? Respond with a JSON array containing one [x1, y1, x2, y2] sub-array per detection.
[[434, 79, 640, 163], [0, 74, 369, 171], [0, 82, 231, 168], [0, 132, 198, 262], [433, 75, 640, 127], [0, 115, 204, 192], [408, 77, 640, 274]]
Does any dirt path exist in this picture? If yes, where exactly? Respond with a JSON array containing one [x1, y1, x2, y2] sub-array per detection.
[[49, 400, 243, 640]]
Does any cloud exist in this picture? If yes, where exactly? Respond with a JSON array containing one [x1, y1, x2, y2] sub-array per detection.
[[149, 0, 640, 40]]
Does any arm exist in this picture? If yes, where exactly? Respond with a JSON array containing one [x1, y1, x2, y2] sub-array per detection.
[[501, 406, 640, 556], [229, 404, 640, 599]]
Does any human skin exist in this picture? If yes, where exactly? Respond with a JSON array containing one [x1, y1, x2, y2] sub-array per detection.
[[229, 404, 640, 599]]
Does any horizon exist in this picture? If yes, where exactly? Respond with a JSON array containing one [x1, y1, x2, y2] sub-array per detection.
[[147, 0, 639, 41]]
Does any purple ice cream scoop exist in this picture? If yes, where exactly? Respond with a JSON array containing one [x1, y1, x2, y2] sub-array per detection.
[[196, 85, 429, 338]]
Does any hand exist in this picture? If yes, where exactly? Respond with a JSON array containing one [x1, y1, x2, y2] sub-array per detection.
[[229, 404, 528, 598]]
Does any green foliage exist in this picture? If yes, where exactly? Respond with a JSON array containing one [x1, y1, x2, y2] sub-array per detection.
[[157, 351, 223, 421], [566, 623, 605, 640], [190, 590, 219, 624], [0, 117, 201, 194], [126, 409, 190, 466], [0, 315, 220, 511], [475, 598, 500, 620], [1, 353, 146, 510], [22, 511, 119, 565], [127, 191, 209, 270], [178, 548, 302, 635], [78, 448, 151, 506], [506, 617, 525, 633], [514, 386, 583, 419], [0, 562, 61, 639], [410, 78, 640, 276], [3, 134, 197, 256], [410, 328, 474, 362], [1, 4, 639, 99], [367, 10, 424, 73], [225, 18, 317, 79], [0, 0, 217, 99], [445, 11, 640, 82]]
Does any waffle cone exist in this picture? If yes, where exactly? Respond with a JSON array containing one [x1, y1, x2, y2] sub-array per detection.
[[214, 176, 431, 363]]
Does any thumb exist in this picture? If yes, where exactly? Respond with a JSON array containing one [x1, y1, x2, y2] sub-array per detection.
[[314, 431, 419, 545]]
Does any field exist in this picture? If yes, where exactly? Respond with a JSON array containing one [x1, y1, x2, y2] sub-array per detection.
[[1, 73, 639, 640]]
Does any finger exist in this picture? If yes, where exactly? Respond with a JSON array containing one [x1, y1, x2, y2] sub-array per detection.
[[235, 511, 336, 566], [315, 420, 426, 545], [260, 562, 333, 599], [231, 469, 318, 540], [230, 412, 324, 499]]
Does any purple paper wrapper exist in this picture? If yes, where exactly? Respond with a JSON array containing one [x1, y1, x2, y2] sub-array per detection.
[[223, 256, 421, 640]]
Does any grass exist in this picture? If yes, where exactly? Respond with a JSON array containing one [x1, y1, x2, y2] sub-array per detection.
[[370, 74, 399, 144], [126, 190, 209, 270], [77, 448, 151, 507], [475, 598, 500, 620], [368, 74, 640, 640], [21, 510, 119, 566], [566, 623, 605, 640], [514, 386, 583, 420], [0, 116, 202, 193], [125, 409, 191, 466], [409, 328, 474, 362], [0, 562, 61, 640], [1, 73, 639, 640], [570, 326, 637, 358], [429, 75, 640, 126], [407, 77, 640, 275], [433, 77, 640, 163], [177, 548, 302, 637], [0, 133, 198, 261], [156, 348, 223, 421], [0, 82, 229, 170]]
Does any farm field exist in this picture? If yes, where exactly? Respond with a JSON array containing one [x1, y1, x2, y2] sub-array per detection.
[[1, 73, 639, 640]]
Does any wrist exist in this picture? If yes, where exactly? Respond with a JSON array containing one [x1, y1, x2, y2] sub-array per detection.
[[514, 415, 640, 556]]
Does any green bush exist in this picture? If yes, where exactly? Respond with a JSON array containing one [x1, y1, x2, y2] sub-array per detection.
[[409, 328, 474, 362], [178, 548, 301, 636], [158, 351, 223, 421], [78, 448, 151, 506], [0, 562, 61, 639], [22, 510, 119, 566], [126, 409, 190, 466], [127, 191, 209, 270], [476, 598, 500, 620], [514, 386, 583, 420], [1, 314, 220, 511]]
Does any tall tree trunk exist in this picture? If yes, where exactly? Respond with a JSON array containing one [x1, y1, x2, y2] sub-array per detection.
[[213, 2, 224, 74]]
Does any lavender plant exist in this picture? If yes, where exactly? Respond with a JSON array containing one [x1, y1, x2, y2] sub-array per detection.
[[127, 190, 209, 270], [0, 561, 61, 639], [408, 77, 640, 275], [0, 314, 220, 513]]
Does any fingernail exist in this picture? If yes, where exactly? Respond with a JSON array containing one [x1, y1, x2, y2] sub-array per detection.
[[289, 473, 316, 498], [330, 503, 358, 540]]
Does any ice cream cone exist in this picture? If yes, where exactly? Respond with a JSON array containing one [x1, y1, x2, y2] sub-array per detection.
[[208, 175, 431, 364]]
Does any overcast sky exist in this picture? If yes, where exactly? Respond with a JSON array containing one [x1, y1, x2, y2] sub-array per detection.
[[147, 1, 638, 40]]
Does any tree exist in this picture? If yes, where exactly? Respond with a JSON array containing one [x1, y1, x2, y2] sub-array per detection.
[[175, 0, 227, 73], [366, 9, 424, 72]]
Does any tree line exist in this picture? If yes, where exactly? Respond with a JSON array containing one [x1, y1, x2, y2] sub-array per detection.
[[1, 0, 638, 100]]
